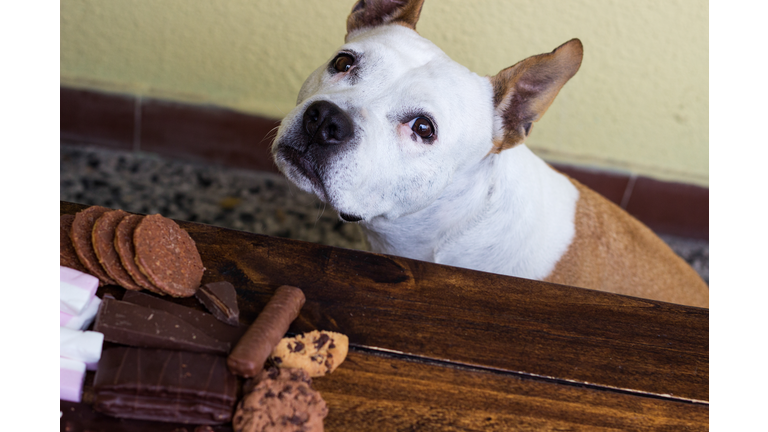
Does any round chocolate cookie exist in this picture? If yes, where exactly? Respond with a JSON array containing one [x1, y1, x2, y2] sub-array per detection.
[[71, 206, 117, 286], [60, 214, 89, 273], [92, 209, 143, 291], [133, 214, 204, 297], [233, 368, 327, 432], [114, 214, 165, 295]]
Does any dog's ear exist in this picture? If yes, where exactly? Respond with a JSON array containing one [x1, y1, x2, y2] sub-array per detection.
[[346, 0, 426, 40], [490, 39, 583, 153]]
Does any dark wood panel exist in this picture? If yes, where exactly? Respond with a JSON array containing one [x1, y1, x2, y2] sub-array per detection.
[[317, 351, 708, 431], [61, 350, 708, 431], [60, 201, 709, 403]]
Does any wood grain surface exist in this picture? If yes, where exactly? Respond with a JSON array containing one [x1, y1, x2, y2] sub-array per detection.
[[60, 201, 709, 430]]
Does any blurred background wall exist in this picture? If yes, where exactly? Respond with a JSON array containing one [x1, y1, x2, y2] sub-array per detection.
[[60, 0, 708, 187]]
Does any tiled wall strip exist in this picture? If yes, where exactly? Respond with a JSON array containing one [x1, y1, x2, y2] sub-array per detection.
[[60, 87, 708, 240]]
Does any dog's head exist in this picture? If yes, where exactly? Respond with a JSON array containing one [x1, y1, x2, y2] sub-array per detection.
[[272, 0, 582, 223]]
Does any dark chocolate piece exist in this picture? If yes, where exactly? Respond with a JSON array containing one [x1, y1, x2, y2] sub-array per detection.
[[93, 298, 230, 354], [228, 285, 305, 377], [195, 281, 240, 326], [93, 347, 237, 425], [121, 290, 247, 345]]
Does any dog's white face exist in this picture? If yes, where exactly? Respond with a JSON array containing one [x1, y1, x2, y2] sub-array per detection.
[[272, 24, 494, 222]]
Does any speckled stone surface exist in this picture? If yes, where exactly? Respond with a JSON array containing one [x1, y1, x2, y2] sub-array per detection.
[[60, 143, 708, 284]]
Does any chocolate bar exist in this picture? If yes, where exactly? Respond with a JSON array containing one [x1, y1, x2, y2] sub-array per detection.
[[93, 298, 230, 354], [93, 347, 237, 425], [195, 281, 240, 326], [121, 290, 246, 344]]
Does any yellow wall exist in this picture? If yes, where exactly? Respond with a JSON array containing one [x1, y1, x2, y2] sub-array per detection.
[[61, 0, 708, 186]]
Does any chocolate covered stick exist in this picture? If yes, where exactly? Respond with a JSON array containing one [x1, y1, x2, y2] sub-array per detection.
[[227, 285, 305, 377]]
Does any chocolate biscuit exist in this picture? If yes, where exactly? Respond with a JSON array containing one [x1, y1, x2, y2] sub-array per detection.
[[70, 206, 117, 286], [60, 214, 88, 273], [232, 368, 327, 432], [133, 214, 204, 297], [92, 209, 143, 291], [270, 330, 349, 377], [114, 214, 165, 294]]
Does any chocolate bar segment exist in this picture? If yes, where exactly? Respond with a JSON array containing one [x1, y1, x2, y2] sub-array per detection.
[[196, 281, 240, 326], [93, 297, 230, 354], [93, 347, 237, 425], [121, 290, 247, 345]]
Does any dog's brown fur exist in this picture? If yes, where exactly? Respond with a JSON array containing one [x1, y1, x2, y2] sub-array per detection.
[[346, 0, 426, 40], [545, 177, 709, 308], [490, 39, 583, 153]]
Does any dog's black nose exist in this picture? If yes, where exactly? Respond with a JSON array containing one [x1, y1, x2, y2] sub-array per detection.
[[302, 101, 354, 146]]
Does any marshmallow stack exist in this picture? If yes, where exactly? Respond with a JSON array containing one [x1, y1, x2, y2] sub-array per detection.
[[60, 266, 104, 402]]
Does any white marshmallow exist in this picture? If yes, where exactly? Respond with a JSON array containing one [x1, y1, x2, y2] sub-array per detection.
[[60, 266, 99, 315], [60, 296, 101, 330], [60, 327, 104, 371]]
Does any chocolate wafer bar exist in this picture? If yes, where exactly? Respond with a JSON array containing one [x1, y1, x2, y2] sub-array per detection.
[[93, 346, 237, 425], [227, 285, 305, 377]]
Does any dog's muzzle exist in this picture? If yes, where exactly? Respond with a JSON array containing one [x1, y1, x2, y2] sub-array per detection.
[[302, 100, 354, 147]]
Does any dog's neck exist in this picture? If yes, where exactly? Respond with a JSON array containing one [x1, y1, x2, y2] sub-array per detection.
[[361, 145, 579, 279]]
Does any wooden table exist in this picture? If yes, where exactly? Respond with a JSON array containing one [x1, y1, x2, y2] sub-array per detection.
[[60, 201, 709, 431]]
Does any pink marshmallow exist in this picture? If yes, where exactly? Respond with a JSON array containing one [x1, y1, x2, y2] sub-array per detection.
[[60, 266, 99, 315], [60, 296, 101, 330], [60, 357, 86, 403]]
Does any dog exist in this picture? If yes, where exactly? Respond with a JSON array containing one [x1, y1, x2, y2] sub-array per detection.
[[272, 0, 709, 308]]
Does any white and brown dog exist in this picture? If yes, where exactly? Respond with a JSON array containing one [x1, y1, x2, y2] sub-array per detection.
[[272, 0, 709, 308]]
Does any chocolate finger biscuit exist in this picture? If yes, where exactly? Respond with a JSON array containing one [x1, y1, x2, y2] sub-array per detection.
[[71, 206, 117, 286], [228, 285, 305, 377], [114, 214, 165, 295], [60, 214, 88, 273], [133, 214, 204, 297], [92, 209, 143, 291]]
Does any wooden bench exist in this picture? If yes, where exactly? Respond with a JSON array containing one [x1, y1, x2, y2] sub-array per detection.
[[60, 201, 708, 430]]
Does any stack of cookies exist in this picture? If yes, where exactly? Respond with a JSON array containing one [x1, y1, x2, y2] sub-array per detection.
[[60, 206, 204, 298]]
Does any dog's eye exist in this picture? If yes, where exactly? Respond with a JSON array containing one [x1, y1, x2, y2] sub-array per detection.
[[333, 54, 355, 73], [411, 117, 434, 139]]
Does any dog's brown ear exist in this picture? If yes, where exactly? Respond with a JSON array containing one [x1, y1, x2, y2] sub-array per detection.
[[490, 39, 583, 153], [346, 0, 426, 40]]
